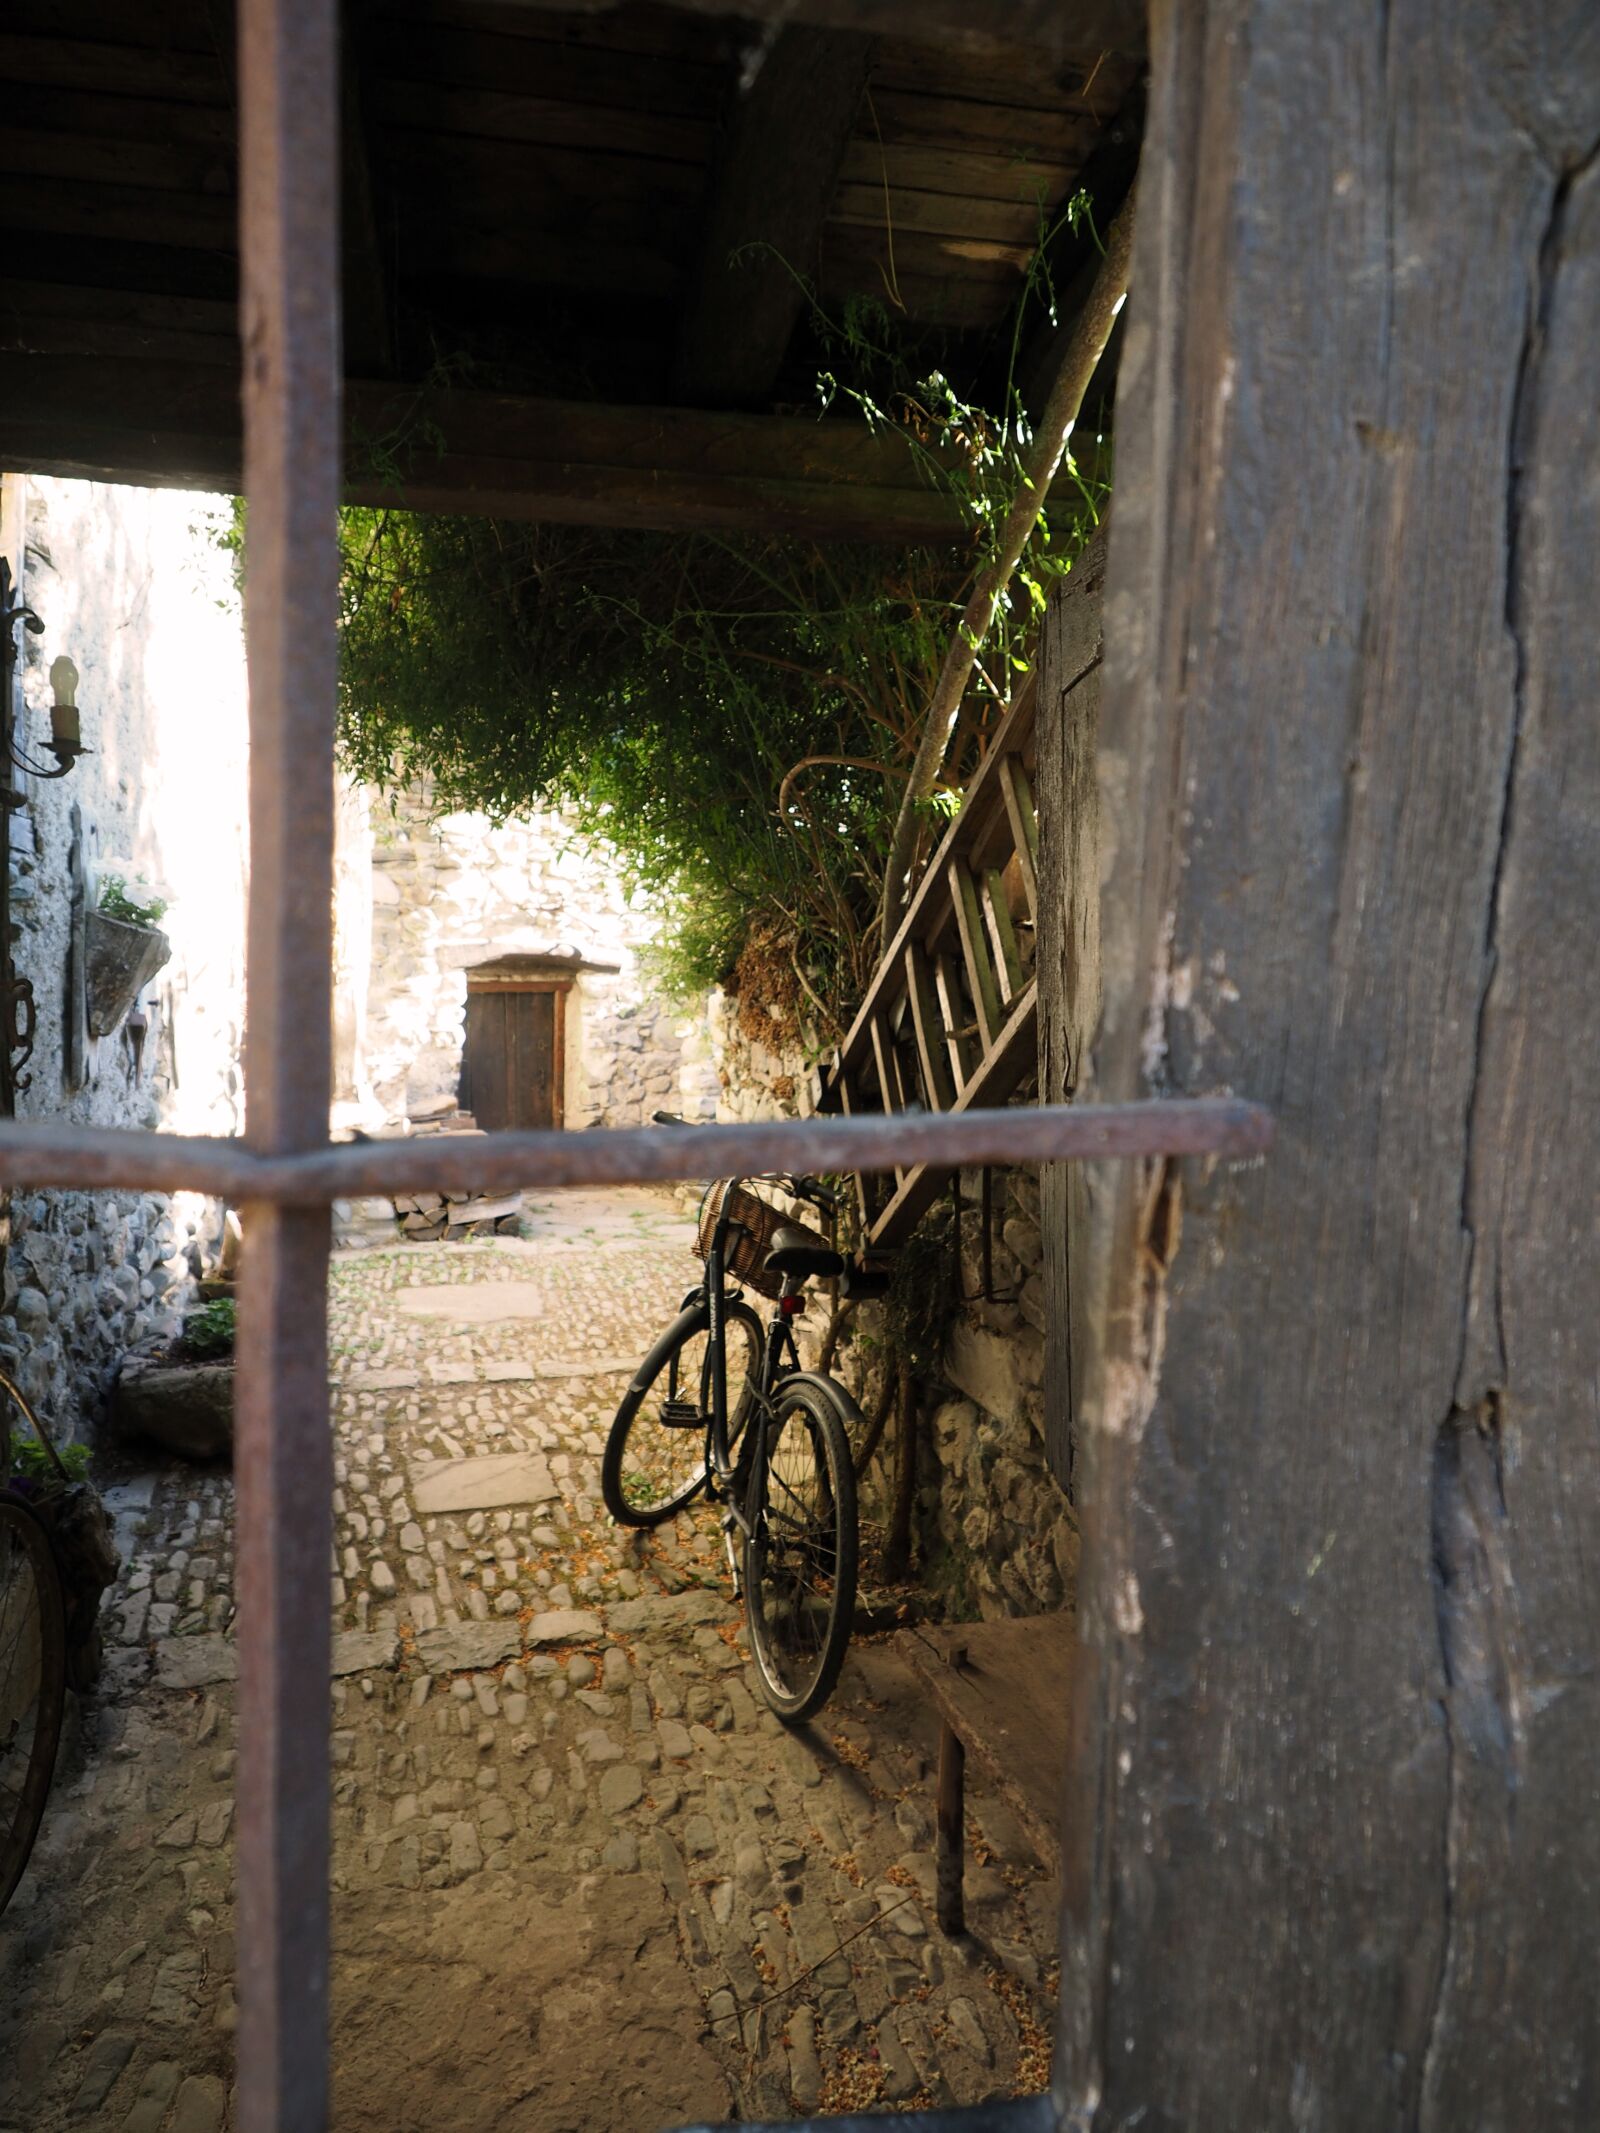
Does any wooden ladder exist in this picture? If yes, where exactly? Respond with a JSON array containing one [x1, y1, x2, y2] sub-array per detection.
[[817, 678, 1041, 1251]]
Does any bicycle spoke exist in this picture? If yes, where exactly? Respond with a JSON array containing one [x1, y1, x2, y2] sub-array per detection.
[[603, 1302, 763, 1528], [743, 1386, 857, 1721]]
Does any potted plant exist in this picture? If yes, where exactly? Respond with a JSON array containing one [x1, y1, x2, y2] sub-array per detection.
[[85, 875, 171, 1037], [112, 1297, 236, 1461]]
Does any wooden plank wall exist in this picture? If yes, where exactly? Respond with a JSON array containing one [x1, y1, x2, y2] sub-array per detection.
[[1053, 3, 1600, 2124], [1036, 527, 1105, 1494]]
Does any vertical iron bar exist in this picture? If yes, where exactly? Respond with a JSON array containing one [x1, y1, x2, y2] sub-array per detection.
[[935, 1716, 966, 1936], [236, 1, 340, 2128]]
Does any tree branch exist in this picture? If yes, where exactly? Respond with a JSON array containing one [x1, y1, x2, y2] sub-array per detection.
[[776, 752, 910, 825]]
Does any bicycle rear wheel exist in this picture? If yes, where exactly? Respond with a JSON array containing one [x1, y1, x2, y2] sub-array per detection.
[[0, 1495, 66, 1917], [743, 1377, 857, 1723], [602, 1299, 763, 1528]]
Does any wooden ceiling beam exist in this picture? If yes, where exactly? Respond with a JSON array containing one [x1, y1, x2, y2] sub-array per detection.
[[0, 357, 970, 545], [339, 8, 395, 378], [483, 0, 1147, 59], [675, 24, 873, 408]]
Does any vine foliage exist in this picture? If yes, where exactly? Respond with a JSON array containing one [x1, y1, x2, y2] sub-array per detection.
[[335, 233, 1110, 1035]]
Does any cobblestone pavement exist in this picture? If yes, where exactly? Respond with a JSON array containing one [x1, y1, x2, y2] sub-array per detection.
[[0, 1187, 1060, 2131]]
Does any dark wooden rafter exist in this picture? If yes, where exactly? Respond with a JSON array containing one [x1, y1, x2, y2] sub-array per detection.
[[817, 676, 1043, 1248], [0, 356, 972, 544], [0, 2, 1146, 441], [675, 24, 874, 407], [339, 3, 394, 377], [492, 0, 1148, 60]]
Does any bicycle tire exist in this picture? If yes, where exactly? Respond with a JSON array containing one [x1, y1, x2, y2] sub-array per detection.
[[0, 1493, 67, 1917], [742, 1375, 858, 1724], [602, 1298, 763, 1528]]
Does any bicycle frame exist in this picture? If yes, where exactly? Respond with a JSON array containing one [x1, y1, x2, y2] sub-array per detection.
[[699, 1177, 804, 1549]]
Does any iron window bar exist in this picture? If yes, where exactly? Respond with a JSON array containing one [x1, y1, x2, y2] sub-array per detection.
[[0, 2, 1274, 2126], [0, 1102, 1270, 1202]]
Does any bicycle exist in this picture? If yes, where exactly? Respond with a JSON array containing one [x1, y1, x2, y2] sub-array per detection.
[[0, 1367, 118, 1918], [602, 1118, 888, 1723]]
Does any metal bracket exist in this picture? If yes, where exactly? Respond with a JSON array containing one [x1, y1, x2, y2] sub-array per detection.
[[0, 557, 43, 672], [4, 969, 35, 1098]]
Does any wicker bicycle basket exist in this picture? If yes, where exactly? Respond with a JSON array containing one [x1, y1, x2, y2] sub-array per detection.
[[695, 1181, 827, 1302]]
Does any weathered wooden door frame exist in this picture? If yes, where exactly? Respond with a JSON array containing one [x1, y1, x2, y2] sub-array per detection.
[[462, 971, 569, 1131], [1054, 4, 1600, 2128]]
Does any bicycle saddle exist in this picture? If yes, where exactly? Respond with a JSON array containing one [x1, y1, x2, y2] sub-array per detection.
[[764, 1224, 847, 1281]]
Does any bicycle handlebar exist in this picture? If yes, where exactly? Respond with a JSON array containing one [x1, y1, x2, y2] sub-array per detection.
[[787, 1175, 839, 1213]]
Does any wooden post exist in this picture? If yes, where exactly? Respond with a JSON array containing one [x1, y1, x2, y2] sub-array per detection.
[[1053, 4, 1600, 2125], [935, 1718, 966, 1937], [882, 1359, 917, 1581], [1036, 529, 1107, 1494]]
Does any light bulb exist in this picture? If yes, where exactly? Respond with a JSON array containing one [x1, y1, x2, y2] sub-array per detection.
[[49, 656, 80, 747]]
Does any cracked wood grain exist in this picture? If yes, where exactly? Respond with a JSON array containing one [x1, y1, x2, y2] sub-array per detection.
[[1037, 527, 1107, 1495], [1420, 118, 1600, 2133], [1050, 5, 1600, 2127]]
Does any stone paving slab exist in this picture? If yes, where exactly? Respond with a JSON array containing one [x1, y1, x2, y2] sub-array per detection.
[[606, 1588, 735, 1638], [154, 1635, 237, 1689], [331, 1631, 400, 1677], [414, 1621, 522, 1673], [483, 1355, 638, 1382], [410, 1451, 557, 1511], [394, 1280, 555, 1321]]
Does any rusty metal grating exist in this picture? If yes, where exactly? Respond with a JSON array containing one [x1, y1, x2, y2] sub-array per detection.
[[0, 4, 1270, 2126]]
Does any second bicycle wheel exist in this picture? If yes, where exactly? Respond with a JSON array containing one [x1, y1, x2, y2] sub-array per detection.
[[743, 1377, 857, 1723], [602, 1298, 763, 1527], [0, 1495, 67, 1918]]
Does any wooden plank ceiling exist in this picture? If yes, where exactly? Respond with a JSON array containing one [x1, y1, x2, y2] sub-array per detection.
[[0, 0, 1142, 537]]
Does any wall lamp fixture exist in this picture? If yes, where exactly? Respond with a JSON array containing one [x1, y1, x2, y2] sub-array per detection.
[[1, 559, 92, 785]]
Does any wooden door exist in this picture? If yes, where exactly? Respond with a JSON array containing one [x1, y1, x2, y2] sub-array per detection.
[[461, 986, 561, 1131]]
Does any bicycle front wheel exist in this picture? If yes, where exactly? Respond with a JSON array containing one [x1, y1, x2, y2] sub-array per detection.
[[0, 1495, 66, 1917], [602, 1299, 763, 1528], [743, 1377, 858, 1723]]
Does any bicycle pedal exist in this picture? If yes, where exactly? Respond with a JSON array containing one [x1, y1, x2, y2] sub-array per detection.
[[660, 1399, 702, 1429]]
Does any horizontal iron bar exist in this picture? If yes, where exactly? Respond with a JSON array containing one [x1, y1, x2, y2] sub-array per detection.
[[0, 1100, 1271, 1202]]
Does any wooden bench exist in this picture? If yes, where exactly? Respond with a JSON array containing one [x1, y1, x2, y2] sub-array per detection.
[[895, 1614, 1072, 1936]]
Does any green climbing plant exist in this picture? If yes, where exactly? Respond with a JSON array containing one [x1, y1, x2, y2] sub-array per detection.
[[321, 206, 1114, 1033]]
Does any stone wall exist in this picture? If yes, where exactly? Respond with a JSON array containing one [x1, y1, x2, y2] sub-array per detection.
[[0, 475, 250, 1439], [352, 786, 718, 1132], [921, 1166, 1075, 1617], [827, 1165, 1075, 1620], [704, 987, 817, 1123]]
